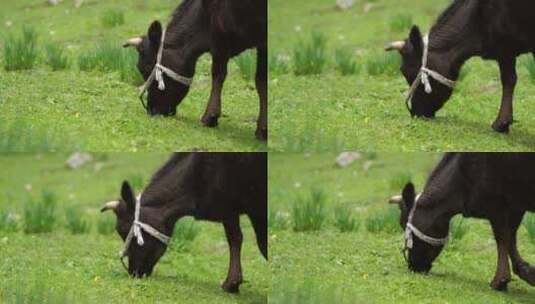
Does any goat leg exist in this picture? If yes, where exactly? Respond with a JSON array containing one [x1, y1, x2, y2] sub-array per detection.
[[492, 57, 517, 133], [221, 216, 243, 293], [202, 54, 228, 128], [490, 217, 512, 291]]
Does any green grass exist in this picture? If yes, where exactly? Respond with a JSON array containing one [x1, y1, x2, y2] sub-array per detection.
[[0, 210, 18, 233], [170, 218, 201, 252], [523, 213, 535, 245], [449, 215, 469, 244], [97, 215, 115, 235], [101, 9, 125, 28], [3, 26, 38, 71], [335, 48, 359, 76], [366, 52, 400, 76], [234, 49, 256, 81], [389, 13, 413, 33], [269, 153, 535, 303], [0, 153, 268, 303], [23, 190, 57, 234], [0, 0, 265, 152], [333, 205, 359, 232], [65, 205, 91, 234], [292, 187, 328, 232], [523, 55, 535, 83], [269, 52, 290, 75], [294, 31, 327, 76], [0, 119, 78, 152], [45, 43, 69, 71], [269, 0, 535, 151], [365, 207, 400, 233]]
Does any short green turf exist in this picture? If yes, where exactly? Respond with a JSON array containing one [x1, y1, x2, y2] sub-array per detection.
[[0, 0, 265, 152], [0, 153, 268, 303], [269, 0, 535, 152], [269, 153, 535, 303]]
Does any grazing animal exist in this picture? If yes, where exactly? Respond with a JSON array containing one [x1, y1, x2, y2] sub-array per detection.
[[386, 0, 535, 133], [101, 153, 267, 293], [389, 153, 535, 291], [123, 0, 267, 140]]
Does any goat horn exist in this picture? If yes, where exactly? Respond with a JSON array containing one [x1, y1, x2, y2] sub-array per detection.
[[385, 41, 405, 51], [389, 195, 403, 204], [101, 200, 119, 212], [123, 37, 142, 48]]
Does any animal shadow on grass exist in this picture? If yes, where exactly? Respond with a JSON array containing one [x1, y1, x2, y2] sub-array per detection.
[[174, 112, 266, 149], [432, 115, 535, 150], [429, 271, 534, 303], [154, 273, 266, 303]]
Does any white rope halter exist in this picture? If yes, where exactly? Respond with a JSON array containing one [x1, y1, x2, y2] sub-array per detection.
[[406, 35, 456, 111], [404, 194, 448, 250], [138, 27, 194, 110], [120, 194, 171, 267]]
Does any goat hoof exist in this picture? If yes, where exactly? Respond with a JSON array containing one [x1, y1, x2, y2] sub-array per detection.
[[221, 279, 241, 293], [490, 277, 510, 291], [201, 114, 219, 128], [491, 119, 511, 133], [255, 127, 267, 141]]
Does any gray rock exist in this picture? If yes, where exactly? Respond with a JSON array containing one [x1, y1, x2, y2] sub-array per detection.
[[66, 152, 93, 169], [335, 152, 362, 168], [336, 0, 357, 10]]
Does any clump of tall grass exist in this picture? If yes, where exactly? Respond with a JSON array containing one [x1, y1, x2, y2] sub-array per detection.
[[269, 208, 289, 230], [78, 52, 98, 72], [0, 210, 19, 233], [523, 55, 535, 83], [170, 219, 200, 252], [65, 206, 90, 234], [294, 31, 327, 76], [45, 43, 69, 71], [235, 49, 256, 81], [523, 213, 535, 244], [78, 42, 123, 72], [334, 205, 359, 232], [449, 216, 469, 245], [389, 13, 413, 33], [335, 48, 359, 75], [366, 52, 400, 76], [3, 26, 39, 71], [365, 207, 400, 233], [292, 188, 327, 232], [23, 190, 57, 234], [101, 9, 125, 28], [269, 53, 290, 75], [97, 215, 115, 235], [119, 49, 144, 85], [78, 42, 143, 85]]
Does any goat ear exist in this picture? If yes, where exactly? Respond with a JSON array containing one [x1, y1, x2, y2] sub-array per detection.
[[401, 182, 416, 211], [148, 20, 162, 46], [409, 25, 423, 54], [121, 181, 136, 211]]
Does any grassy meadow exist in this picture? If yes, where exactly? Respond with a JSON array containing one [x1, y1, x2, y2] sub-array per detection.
[[268, 153, 535, 303], [0, 153, 268, 303], [268, 0, 535, 151], [0, 0, 265, 152]]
